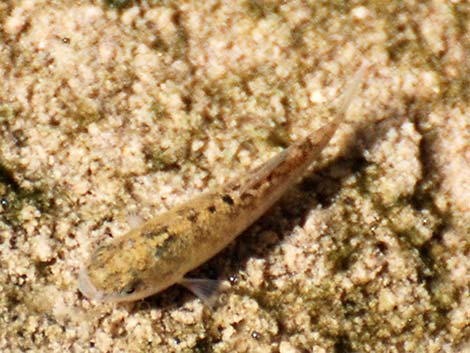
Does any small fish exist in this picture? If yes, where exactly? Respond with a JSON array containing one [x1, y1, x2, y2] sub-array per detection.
[[78, 62, 371, 303]]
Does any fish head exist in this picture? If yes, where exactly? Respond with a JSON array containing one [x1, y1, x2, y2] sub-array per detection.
[[78, 241, 163, 303]]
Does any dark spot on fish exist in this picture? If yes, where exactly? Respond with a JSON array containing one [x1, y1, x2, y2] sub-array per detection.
[[143, 226, 169, 239], [155, 244, 166, 258], [155, 235, 177, 258], [178, 207, 198, 222], [222, 194, 234, 205], [208, 205, 216, 213], [187, 210, 198, 222]]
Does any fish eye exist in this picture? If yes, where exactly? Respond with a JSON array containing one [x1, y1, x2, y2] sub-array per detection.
[[120, 279, 142, 296]]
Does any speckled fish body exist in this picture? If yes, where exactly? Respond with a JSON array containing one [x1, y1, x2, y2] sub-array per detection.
[[78, 63, 370, 303]]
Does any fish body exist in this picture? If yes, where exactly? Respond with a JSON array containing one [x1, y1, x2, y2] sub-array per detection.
[[78, 63, 370, 303]]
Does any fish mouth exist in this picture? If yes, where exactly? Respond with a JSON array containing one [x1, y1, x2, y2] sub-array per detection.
[[78, 267, 105, 302], [78, 267, 151, 303]]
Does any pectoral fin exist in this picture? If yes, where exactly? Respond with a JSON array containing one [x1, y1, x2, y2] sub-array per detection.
[[178, 278, 223, 309]]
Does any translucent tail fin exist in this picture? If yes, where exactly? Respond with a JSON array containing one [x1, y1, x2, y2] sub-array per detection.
[[333, 60, 372, 120]]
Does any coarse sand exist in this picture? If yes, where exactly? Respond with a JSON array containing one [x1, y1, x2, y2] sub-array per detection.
[[0, 1, 469, 352]]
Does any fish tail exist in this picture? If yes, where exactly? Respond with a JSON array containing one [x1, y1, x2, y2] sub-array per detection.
[[333, 60, 372, 120], [304, 60, 372, 150]]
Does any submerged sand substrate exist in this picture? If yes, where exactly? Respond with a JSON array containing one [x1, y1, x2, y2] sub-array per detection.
[[0, 1, 469, 352]]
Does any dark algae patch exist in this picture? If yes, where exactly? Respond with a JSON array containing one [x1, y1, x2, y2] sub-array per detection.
[[105, 0, 133, 9], [0, 163, 56, 226]]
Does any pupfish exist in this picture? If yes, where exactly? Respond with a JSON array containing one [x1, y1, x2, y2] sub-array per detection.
[[78, 63, 371, 303]]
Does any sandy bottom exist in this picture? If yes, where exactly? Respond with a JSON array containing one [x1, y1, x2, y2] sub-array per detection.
[[0, 1, 469, 352]]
